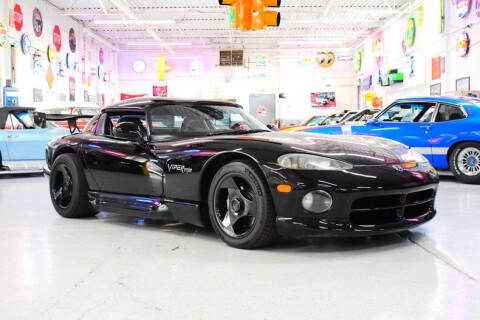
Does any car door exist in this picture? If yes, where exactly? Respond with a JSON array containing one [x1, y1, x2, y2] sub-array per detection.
[[83, 111, 163, 196], [0, 129, 10, 161], [357, 102, 436, 162], [428, 103, 469, 169]]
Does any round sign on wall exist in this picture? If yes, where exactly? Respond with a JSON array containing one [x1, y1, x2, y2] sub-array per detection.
[[13, 3, 23, 31], [53, 25, 62, 52], [132, 59, 146, 73], [32, 8, 43, 37], [20, 33, 31, 54], [69, 28, 76, 53], [66, 52, 75, 69], [47, 45, 58, 62], [99, 48, 104, 64], [455, 0, 472, 18]]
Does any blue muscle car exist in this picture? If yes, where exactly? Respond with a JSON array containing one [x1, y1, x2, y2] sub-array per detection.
[[0, 107, 70, 174], [304, 96, 480, 183]]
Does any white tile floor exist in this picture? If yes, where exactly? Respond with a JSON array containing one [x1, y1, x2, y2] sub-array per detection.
[[0, 175, 479, 319]]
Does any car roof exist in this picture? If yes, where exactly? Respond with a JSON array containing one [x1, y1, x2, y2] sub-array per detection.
[[395, 96, 480, 107], [103, 97, 242, 111]]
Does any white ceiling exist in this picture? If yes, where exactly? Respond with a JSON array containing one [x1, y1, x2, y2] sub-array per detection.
[[47, 0, 414, 51]]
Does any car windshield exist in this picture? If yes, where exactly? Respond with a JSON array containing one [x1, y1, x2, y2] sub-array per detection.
[[148, 104, 269, 140], [377, 103, 434, 122], [15, 111, 36, 129]]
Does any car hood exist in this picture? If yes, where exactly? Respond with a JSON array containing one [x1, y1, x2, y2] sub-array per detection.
[[218, 132, 413, 166]]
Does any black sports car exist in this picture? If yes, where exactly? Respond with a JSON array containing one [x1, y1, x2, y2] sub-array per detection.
[[45, 98, 439, 249]]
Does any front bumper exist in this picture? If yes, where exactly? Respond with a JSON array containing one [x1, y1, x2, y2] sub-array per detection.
[[263, 163, 439, 238]]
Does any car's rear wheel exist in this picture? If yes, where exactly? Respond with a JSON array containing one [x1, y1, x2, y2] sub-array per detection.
[[450, 142, 480, 184], [50, 154, 97, 218], [208, 160, 277, 249]]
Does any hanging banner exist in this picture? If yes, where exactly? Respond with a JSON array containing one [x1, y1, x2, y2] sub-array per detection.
[[32, 8, 43, 37], [120, 93, 147, 101], [475, 0, 480, 16], [69, 77, 75, 101], [158, 56, 166, 81], [404, 17, 416, 49], [99, 48, 104, 64], [153, 86, 168, 97], [69, 28, 76, 53], [53, 25, 61, 52]]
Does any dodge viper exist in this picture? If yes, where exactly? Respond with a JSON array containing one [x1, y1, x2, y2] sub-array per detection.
[[44, 98, 439, 248]]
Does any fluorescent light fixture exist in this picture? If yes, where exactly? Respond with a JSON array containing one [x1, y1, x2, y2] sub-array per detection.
[[127, 42, 193, 46], [93, 19, 175, 25], [279, 40, 343, 45]]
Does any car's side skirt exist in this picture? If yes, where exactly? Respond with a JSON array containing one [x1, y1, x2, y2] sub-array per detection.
[[88, 191, 205, 227]]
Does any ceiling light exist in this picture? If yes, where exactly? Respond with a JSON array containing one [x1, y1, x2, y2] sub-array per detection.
[[93, 19, 176, 25], [127, 42, 193, 46]]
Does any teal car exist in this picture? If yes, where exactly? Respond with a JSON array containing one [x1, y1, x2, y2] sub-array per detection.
[[0, 107, 70, 174]]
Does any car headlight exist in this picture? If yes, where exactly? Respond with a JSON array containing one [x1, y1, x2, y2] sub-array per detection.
[[278, 153, 353, 170]]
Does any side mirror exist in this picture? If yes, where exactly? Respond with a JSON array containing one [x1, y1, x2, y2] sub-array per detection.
[[113, 121, 144, 142]]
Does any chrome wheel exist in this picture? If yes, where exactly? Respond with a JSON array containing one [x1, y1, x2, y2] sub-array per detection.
[[213, 174, 258, 238], [458, 147, 480, 176], [52, 164, 74, 209]]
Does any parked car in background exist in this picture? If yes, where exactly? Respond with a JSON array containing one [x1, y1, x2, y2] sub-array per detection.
[[344, 108, 381, 124], [304, 96, 480, 183], [280, 115, 327, 132], [43, 103, 100, 130], [0, 107, 70, 174]]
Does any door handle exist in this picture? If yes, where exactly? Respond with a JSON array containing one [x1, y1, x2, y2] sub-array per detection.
[[7, 134, 18, 139], [420, 125, 431, 133]]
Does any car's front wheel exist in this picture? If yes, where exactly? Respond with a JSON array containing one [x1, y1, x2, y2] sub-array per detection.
[[50, 153, 97, 218], [208, 160, 277, 249], [450, 142, 480, 184]]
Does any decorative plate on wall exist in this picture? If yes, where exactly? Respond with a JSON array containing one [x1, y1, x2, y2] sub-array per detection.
[[47, 45, 58, 62], [32, 8, 43, 37], [132, 59, 146, 73], [455, 0, 471, 18], [20, 33, 31, 54]]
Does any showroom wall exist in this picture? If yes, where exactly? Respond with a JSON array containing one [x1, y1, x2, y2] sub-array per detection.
[[0, 0, 119, 109], [118, 49, 356, 123], [356, 0, 480, 107]]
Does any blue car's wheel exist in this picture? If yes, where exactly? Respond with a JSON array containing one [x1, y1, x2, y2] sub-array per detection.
[[450, 142, 480, 184]]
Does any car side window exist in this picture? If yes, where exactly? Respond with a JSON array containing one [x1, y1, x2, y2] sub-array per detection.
[[84, 114, 100, 134], [418, 106, 436, 123], [377, 103, 434, 122], [100, 112, 148, 140], [5, 114, 24, 130], [435, 104, 466, 122]]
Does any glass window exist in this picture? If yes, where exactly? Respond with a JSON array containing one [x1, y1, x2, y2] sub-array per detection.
[[306, 117, 325, 126], [435, 104, 466, 122], [102, 112, 147, 138], [84, 114, 100, 133], [148, 104, 268, 141], [418, 106, 436, 123], [377, 103, 434, 122]]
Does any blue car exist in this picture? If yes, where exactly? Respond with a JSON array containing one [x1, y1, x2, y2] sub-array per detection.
[[304, 96, 480, 183], [0, 107, 70, 174]]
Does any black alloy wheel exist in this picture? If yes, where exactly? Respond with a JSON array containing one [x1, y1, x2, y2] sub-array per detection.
[[49, 154, 98, 218], [208, 160, 277, 249]]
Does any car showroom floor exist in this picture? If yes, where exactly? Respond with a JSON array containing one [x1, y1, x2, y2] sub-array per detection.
[[0, 175, 479, 319]]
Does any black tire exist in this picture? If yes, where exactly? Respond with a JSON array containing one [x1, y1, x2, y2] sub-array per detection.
[[49, 153, 97, 218], [208, 160, 277, 249], [449, 142, 480, 184]]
